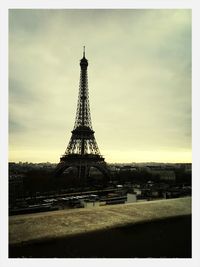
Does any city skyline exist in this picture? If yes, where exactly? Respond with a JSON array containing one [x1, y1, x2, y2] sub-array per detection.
[[9, 9, 191, 163]]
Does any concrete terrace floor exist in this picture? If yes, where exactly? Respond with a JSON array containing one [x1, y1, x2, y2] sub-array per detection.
[[9, 197, 191, 258]]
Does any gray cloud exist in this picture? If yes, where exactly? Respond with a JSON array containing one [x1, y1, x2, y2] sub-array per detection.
[[9, 9, 191, 163]]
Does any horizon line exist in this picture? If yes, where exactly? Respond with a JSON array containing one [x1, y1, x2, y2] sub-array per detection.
[[9, 161, 192, 164]]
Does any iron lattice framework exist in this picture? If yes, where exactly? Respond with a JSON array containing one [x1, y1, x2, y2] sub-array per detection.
[[55, 48, 110, 185]]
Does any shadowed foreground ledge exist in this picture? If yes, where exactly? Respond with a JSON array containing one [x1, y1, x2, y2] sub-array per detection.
[[9, 197, 191, 258]]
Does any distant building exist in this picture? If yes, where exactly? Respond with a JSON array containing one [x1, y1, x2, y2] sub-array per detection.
[[146, 166, 176, 181], [9, 174, 25, 206], [82, 200, 100, 208], [133, 188, 142, 196], [159, 170, 176, 181], [119, 166, 137, 171], [184, 163, 192, 172], [126, 193, 137, 203]]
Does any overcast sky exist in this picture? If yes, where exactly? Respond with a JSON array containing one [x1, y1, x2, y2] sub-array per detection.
[[9, 9, 191, 163]]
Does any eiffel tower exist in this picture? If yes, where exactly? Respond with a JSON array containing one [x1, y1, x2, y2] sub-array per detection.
[[55, 47, 110, 186]]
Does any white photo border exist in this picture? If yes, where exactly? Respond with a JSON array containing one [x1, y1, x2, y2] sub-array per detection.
[[1, 1, 199, 267]]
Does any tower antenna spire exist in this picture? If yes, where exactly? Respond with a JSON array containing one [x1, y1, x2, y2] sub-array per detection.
[[83, 46, 85, 57]]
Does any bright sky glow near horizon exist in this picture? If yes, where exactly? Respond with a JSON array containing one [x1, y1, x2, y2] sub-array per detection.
[[9, 9, 191, 164]]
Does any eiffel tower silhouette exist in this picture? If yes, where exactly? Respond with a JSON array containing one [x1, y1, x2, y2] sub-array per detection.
[[55, 47, 110, 186]]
